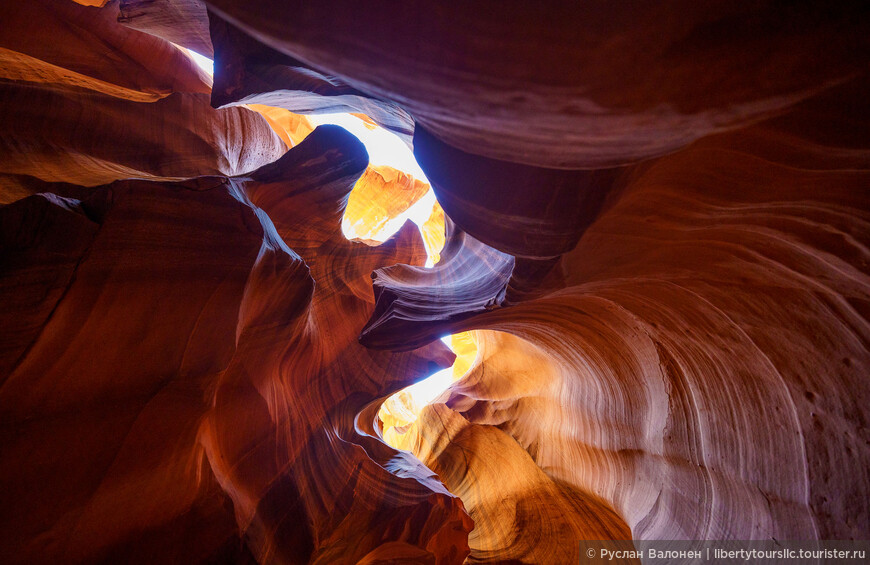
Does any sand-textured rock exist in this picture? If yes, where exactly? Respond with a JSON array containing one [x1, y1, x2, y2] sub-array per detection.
[[208, 12, 413, 145], [206, 0, 870, 168], [368, 78, 870, 550], [1, 127, 472, 564], [0, 0, 286, 193], [1, 1, 868, 563]]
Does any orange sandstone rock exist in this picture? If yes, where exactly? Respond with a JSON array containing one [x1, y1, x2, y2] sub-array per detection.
[[1, 2, 869, 563], [343, 165, 430, 242]]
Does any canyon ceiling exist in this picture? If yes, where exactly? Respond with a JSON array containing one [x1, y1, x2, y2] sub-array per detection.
[[0, 1, 868, 564]]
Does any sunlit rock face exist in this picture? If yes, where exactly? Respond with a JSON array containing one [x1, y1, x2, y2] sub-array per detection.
[[1, 1, 869, 564], [342, 165, 430, 243], [246, 104, 315, 149], [379, 332, 477, 450]]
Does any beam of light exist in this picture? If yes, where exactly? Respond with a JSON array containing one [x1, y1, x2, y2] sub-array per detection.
[[401, 368, 455, 408], [185, 48, 214, 75]]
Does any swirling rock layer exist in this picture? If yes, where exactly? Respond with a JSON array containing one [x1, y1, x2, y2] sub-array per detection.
[[0, 0, 285, 193], [206, 0, 870, 168], [1, 1, 869, 564], [374, 77, 870, 553], [0, 125, 472, 564]]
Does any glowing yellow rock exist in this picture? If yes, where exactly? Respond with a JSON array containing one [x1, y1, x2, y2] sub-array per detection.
[[343, 165, 430, 242], [420, 201, 446, 265], [379, 332, 477, 450], [246, 104, 315, 149], [449, 331, 477, 379]]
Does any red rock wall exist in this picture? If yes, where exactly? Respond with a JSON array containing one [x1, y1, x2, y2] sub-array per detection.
[[369, 78, 870, 559], [1, 1, 868, 563]]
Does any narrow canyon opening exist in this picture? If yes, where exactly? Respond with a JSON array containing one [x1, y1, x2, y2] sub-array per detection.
[[2, 3, 868, 563], [296, 110, 482, 451], [379, 332, 479, 450], [239, 87, 484, 456]]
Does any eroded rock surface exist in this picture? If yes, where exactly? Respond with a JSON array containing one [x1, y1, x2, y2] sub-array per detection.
[[1, 1, 869, 564]]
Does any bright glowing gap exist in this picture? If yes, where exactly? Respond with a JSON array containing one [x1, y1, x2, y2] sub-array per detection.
[[308, 113, 443, 256], [175, 46, 214, 76], [379, 332, 478, 450], [176, 50, 440, 253], [402, 368, 455, 408], [308, 113, 428, 181]]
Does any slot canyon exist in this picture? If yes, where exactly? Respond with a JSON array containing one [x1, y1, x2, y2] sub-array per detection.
[[1, 1, 868, 563]]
